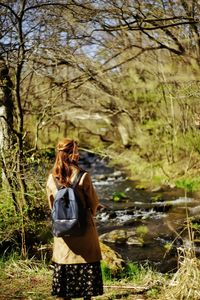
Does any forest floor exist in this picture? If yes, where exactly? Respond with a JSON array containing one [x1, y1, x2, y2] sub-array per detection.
[[0, 272, 148, 300], [2, 254, 200, 300], [0, 259, 157, 300]]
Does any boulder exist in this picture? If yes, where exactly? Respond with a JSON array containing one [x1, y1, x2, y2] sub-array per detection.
[[95, 174, 108, 180], [100, 228, 146, 246], [100, 229, 128, 244], [100, 242, 124, 275], [111, 171, 123, 178], [127, 237, 144, 246]]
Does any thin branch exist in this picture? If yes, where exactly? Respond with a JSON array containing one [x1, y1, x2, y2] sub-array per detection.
[[103, 20, 199, 31], [140, 27, 183, 55], [0, 2, 19, 20], [24, 2, 69, 12]]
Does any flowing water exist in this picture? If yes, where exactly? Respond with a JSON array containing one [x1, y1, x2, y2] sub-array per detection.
[[79, 151, 200, 272]]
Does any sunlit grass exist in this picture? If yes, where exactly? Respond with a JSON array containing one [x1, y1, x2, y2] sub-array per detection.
[[159, 247, 200, 300], [2, 248, 200, 300], [0, 254, 52, 300], [0, 255, 164, 300]]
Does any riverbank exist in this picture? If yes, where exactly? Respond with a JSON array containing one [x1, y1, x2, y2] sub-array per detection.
[[0, 256, 163, 300], [1, 150, 200, 274], [1, 150, 200, 299], [1, 246, 200, 300]]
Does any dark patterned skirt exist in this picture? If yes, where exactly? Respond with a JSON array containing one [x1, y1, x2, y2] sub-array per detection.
[[52, 261, 103, 298]]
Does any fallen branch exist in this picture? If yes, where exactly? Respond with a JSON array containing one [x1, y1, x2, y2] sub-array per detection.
[[104, 285, 147, 290], [104, 285, 149, 291]]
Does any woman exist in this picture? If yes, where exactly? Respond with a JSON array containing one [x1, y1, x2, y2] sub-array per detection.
[[46, 138, 103, 300]]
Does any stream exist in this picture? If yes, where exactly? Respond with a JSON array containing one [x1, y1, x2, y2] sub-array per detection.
[[79, 151, 200, 272]]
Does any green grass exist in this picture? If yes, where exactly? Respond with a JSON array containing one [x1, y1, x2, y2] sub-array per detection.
[[6, 254, 200, 300], [0, 256, 164, 300], [0, 254, 52, 299], [175, 177, 200, 194]]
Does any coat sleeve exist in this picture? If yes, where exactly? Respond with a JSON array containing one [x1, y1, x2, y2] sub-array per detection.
[[82, 172, 99, 216], [46, 174, 57, 210]]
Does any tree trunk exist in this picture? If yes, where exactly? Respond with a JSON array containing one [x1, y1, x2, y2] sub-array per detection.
[[0, 58, 14, 149], [0, 57, 19, 210]]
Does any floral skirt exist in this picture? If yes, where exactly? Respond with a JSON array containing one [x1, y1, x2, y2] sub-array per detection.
[[52, 261, 103, 298]]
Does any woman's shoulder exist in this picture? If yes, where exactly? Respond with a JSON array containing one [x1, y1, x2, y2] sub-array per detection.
[[79, 169, 91, 186], [46, 173, 56, 188]]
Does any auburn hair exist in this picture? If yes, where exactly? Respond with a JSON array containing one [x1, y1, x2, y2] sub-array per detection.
[[52, 138, 79, 186]]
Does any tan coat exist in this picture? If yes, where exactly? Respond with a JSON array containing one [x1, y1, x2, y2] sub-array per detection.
[[46, 170, 102, 264]]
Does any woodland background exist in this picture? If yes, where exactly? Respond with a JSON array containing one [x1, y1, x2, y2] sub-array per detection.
[[0, 0, 200, 257]]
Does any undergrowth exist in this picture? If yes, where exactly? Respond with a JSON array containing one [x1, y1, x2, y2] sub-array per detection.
[[1, 250, 200, 300], [159, 247, 200, 300], [0, 255, 164, 300]]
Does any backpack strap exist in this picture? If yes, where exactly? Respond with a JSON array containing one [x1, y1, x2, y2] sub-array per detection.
[[72, 170, 85, 189], [51, 174, 60, 189], [52, 170, 85, 189]]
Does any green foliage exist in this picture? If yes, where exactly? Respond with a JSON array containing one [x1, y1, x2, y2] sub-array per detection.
[[26, 148, 55, 164], [191, 222, 200, 231], [152, 175, 166, 186], [143, 119, 165, 133], [151, 193, 163, 202], [0, 190, 21, 248], [146, 287, 160, 298], [40, 148, 55, 159], [175, 177, 200, 193], [0, 252, 21, 267], [101, 261, 142, 282], [135, 225, 149, 245], [112, 191, 127, 202], [102, 80, 200, 185], [136, 225, 149, 236], [164, 243, 173, 252], [120, 262, 140, 280], [101, 261, 113, 282], [0, 158, 52, 256], [135, 183, 147, 190]]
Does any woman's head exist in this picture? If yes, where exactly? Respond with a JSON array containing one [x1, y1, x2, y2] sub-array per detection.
[[56, 138, 79, 162], [52, 138, 79, 185]]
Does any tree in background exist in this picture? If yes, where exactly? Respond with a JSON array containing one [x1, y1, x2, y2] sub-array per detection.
[[0, 1, 200, 255]]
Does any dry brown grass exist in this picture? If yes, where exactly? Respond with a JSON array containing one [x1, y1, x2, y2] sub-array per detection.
[[0, 258, 52, 299], [159, 246, 200, 300], [0, 257, 161, 299]]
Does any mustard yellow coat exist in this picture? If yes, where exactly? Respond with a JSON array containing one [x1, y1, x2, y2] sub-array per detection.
[[46, 170, 102, 264]]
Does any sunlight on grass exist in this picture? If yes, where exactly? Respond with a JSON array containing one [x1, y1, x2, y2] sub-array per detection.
[[159, 247, 200, 300], [2, 253, 200, 300], [0, 256, 165, 300], [0, 255, 52, 300]]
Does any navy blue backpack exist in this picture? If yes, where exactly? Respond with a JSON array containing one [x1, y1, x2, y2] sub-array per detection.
[[52, 170, 87, 237]]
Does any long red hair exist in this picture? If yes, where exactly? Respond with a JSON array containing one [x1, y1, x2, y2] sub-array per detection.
[[52, 138, 79, 186]]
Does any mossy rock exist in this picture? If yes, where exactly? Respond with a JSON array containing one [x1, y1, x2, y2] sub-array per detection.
[[100, 229, 128, 244], [100, 242, 124, 275]]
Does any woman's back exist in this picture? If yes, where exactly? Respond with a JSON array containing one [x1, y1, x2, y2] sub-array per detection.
[[46, 138, 103, 300]]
